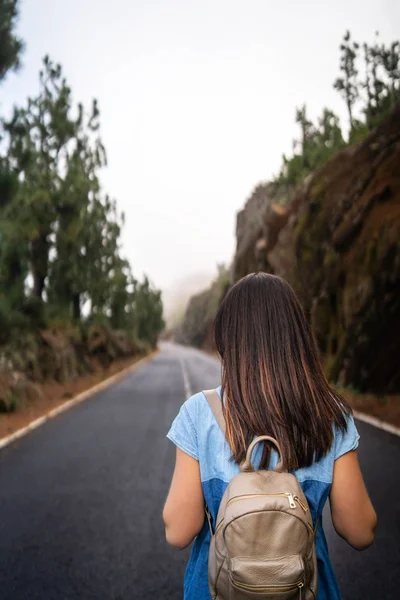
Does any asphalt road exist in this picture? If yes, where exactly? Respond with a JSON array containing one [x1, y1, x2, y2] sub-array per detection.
[[0, 343, 399, 600]]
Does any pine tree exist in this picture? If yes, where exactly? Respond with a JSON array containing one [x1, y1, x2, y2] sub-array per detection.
[[1, 43, 165, 345], [334, 31, 360, 129], [0, 0, 24, 82], [380, 40, 400, 107], [295, 105, 315, 170], [361, 33, 400, 130], [3, 57, 79, 300], [47, 98, 108, 320], [312, 109, 345, 166], [363, 43, 373, 126], [133, 277, 165, 348], [369, 33, 386, 121]]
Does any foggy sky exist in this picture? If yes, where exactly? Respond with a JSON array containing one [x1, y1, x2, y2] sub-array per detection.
[[1, 0, 398, 297]]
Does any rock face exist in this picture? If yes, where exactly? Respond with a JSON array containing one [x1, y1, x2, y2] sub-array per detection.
[[233, 105, 400, 393], [233, 183, 294, 279], [176, 268, 230, 350]]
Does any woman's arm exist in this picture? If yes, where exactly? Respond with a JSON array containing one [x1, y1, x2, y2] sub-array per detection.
[[329, 450, 377, 550], [163, 448, 205, 549]]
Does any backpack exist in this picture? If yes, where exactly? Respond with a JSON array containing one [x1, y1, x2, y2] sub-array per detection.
[[203, 389, 318, 600]]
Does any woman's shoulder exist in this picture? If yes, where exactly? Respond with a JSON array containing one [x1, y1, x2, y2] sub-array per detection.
[[184, 386, 222, 417], [333, 413, 360, 459], [182, 388, 212, 416], [166, 387, 222, 462], [295, 413, 360, 484]]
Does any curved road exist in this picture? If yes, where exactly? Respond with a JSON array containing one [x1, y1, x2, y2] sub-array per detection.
[[0, 343, 399, 599]]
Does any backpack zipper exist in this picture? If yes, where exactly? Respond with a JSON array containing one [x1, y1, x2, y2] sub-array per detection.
[[214, 492, 307, 533], [232, 579, 304, 596], [226, 492, 307, 511], [293, 495, 309, 513]]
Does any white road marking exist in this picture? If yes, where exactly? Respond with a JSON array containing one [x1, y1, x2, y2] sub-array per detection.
[[180, 356, 192, 398], [353, 409, 400, 438], [0, 351, 159, 452]]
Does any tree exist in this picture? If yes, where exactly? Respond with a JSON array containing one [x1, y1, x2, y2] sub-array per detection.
[[0, 46, 165, 350], [0, 163, 29, 340], [363, 42, 373, 123], [360, 33, 400, 130], [46, 98, 108, 320], [276, 103, 345, 187], [0, 0, 25, 333], [79, 195, 126, 319], [382, 41, 400, 104], [3, 57, 110, 314], [295, 105, 315, 170], [133, 277, 165, 348], [3, 57, 80, 300], [3, 57, 126, 325], [0, 0, 24, 83], [334, 31, 360, 129], [312, 109, 345, 165], [365, 33, 386, 126], [277, 31, 399, 191], [108, 258, 134, 331], [276, 105, 315, 186]]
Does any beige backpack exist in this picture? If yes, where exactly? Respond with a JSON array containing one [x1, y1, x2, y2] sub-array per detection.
[[203, 389, 318, 600]]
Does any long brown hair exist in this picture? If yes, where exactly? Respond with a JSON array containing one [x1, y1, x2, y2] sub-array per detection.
[[214, 272, 350, 470]]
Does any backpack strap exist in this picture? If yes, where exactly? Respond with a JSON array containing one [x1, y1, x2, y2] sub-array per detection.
[[203, 389, 226, 535], [203, 389, 226, 437], [203, 389, 286, 472]]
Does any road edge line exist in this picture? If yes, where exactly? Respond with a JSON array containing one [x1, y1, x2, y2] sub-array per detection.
[[353, 409, 400, 437], [180, 357, 192, 398], [0, 350, 159, 451]]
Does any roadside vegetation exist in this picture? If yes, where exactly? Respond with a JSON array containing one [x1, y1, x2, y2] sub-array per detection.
[[0, 1, 165, 415], [275, 31, 400, 193]]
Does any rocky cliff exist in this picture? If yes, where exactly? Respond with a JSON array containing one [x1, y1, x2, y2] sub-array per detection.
[[175, 267, 230, 351], [233, 105, 400, 393]]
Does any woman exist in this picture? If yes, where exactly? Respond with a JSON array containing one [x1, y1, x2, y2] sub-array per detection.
[[163, 273, 377, 599]]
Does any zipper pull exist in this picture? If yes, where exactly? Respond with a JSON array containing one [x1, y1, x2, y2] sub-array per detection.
[[294, 495, 309, 513], [285, 492, 296, 508], [298, 582, 304, 599]]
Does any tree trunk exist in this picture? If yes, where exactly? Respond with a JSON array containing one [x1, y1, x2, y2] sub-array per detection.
[[31, 234, 49, 299], [32, 272, 45, 299], [347, 99, 353, 130], [73, 293, 81, 320]]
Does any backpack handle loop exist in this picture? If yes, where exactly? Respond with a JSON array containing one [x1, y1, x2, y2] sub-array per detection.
[[241, 435, 286, 473]]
